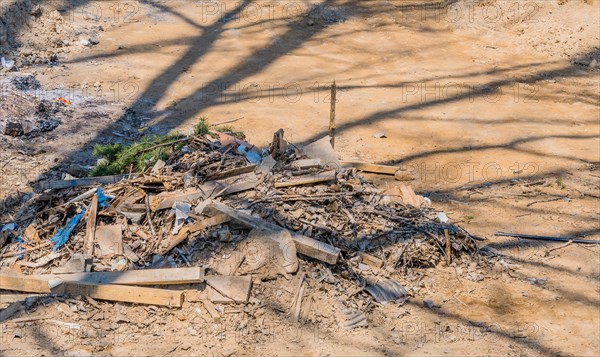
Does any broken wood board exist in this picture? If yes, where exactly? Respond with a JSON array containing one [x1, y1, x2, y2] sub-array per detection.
[[18, 252, 63, 268], [302, 137, 340, 171], [152, 173, 262, 211], [274, 170, 336, 188], [291, 158, 322, 170], [37, 174, 138, 190], [384, 184, 421, 207], [160, 214, 230, 254], [206, 165, 256, 181], [34, 267, 204, 286], [0, 274, 64, 293], [358, 252, 384, 269], [205, 200, 340, 264], [151, 188, 204, 211], [205, 276, 252, 303], [23, 224, 40, 243], [95, 225, 123, 257], [341, 162, 399, 175]]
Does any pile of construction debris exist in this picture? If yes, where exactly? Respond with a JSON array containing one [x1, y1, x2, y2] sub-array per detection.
[[0, 129, 481, 327]]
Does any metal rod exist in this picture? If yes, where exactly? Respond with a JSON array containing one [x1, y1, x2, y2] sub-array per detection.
[[495, 232, 600, 244]]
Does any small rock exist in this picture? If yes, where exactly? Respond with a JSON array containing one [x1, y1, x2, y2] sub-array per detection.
[[1, 57, 15, 70], [527, 278, 547, 286], [423, 299, 435, 308]]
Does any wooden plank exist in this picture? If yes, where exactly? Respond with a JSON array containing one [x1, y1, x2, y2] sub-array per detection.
[[274, 170, 336, 188], [358, 252, 384, 269], [152, 174, 262, 211], [160, 214, 230, 254], [205, 200, 340, 264], [152, 188, 205, 211], [341, 161, 399, 175], [291, 159, 322, 170], [0, 274, 63, 293], [37, 174, 138, 190], [206, 165, 256, 181], [34, 267, 204, 286], [188, 214, 230, 234], [84, 193, 98, 257], [205, 276, 252, 303], [63, 282, 183, 307]]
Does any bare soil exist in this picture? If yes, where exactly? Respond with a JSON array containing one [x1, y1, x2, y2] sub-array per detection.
[[1, 1, 599, 356]]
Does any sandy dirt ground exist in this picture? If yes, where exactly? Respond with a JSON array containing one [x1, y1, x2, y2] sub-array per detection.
[[0, 0, 599, 356]]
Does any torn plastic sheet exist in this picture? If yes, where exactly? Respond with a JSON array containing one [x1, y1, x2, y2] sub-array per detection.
[[172, 202, 191, 234], [51, 208, 86, 251]]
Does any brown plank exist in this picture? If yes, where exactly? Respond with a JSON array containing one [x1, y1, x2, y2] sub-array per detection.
[[34, 267, 204, 286], [206, 165, 256, 181], [341, 161, 399, 175], [160, 214, 230, 254], [358, 252, 384, 269], [37, 174, 137, 190], [63, 282, 183, 307], [274, 170, 336, 188], [0, 274, 63, 293]]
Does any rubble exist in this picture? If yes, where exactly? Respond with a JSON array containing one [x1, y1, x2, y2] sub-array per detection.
[[0, 128, 482, 329], [0, 90, 65, 137]]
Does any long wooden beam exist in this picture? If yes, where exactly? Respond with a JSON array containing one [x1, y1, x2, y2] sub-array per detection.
[[206, 200, 340, 264]]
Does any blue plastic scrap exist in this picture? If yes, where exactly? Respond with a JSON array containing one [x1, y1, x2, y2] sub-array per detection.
[[97, 187, 109, 208], [237, 144, 262, 164], [51, 208, 86, 251]]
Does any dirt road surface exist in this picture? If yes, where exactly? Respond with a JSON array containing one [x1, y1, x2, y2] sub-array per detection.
[[0, 0, 598, 356]]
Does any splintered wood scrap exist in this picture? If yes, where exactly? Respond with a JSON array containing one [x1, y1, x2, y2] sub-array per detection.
[[294, 284, 305, 323], [341, 161, 399, 175], [205, 200, 341, 264], [84, 193, 98, 257], [205, 276, 252, 303], [0, 241, 52, 259], [206, 164, 256, 181], [145, 195, 157, 237], [202, 299, 220, 320], [289, 272, 305, 322], [274, 170, 337, 188], [358, 252, 384, 269]]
